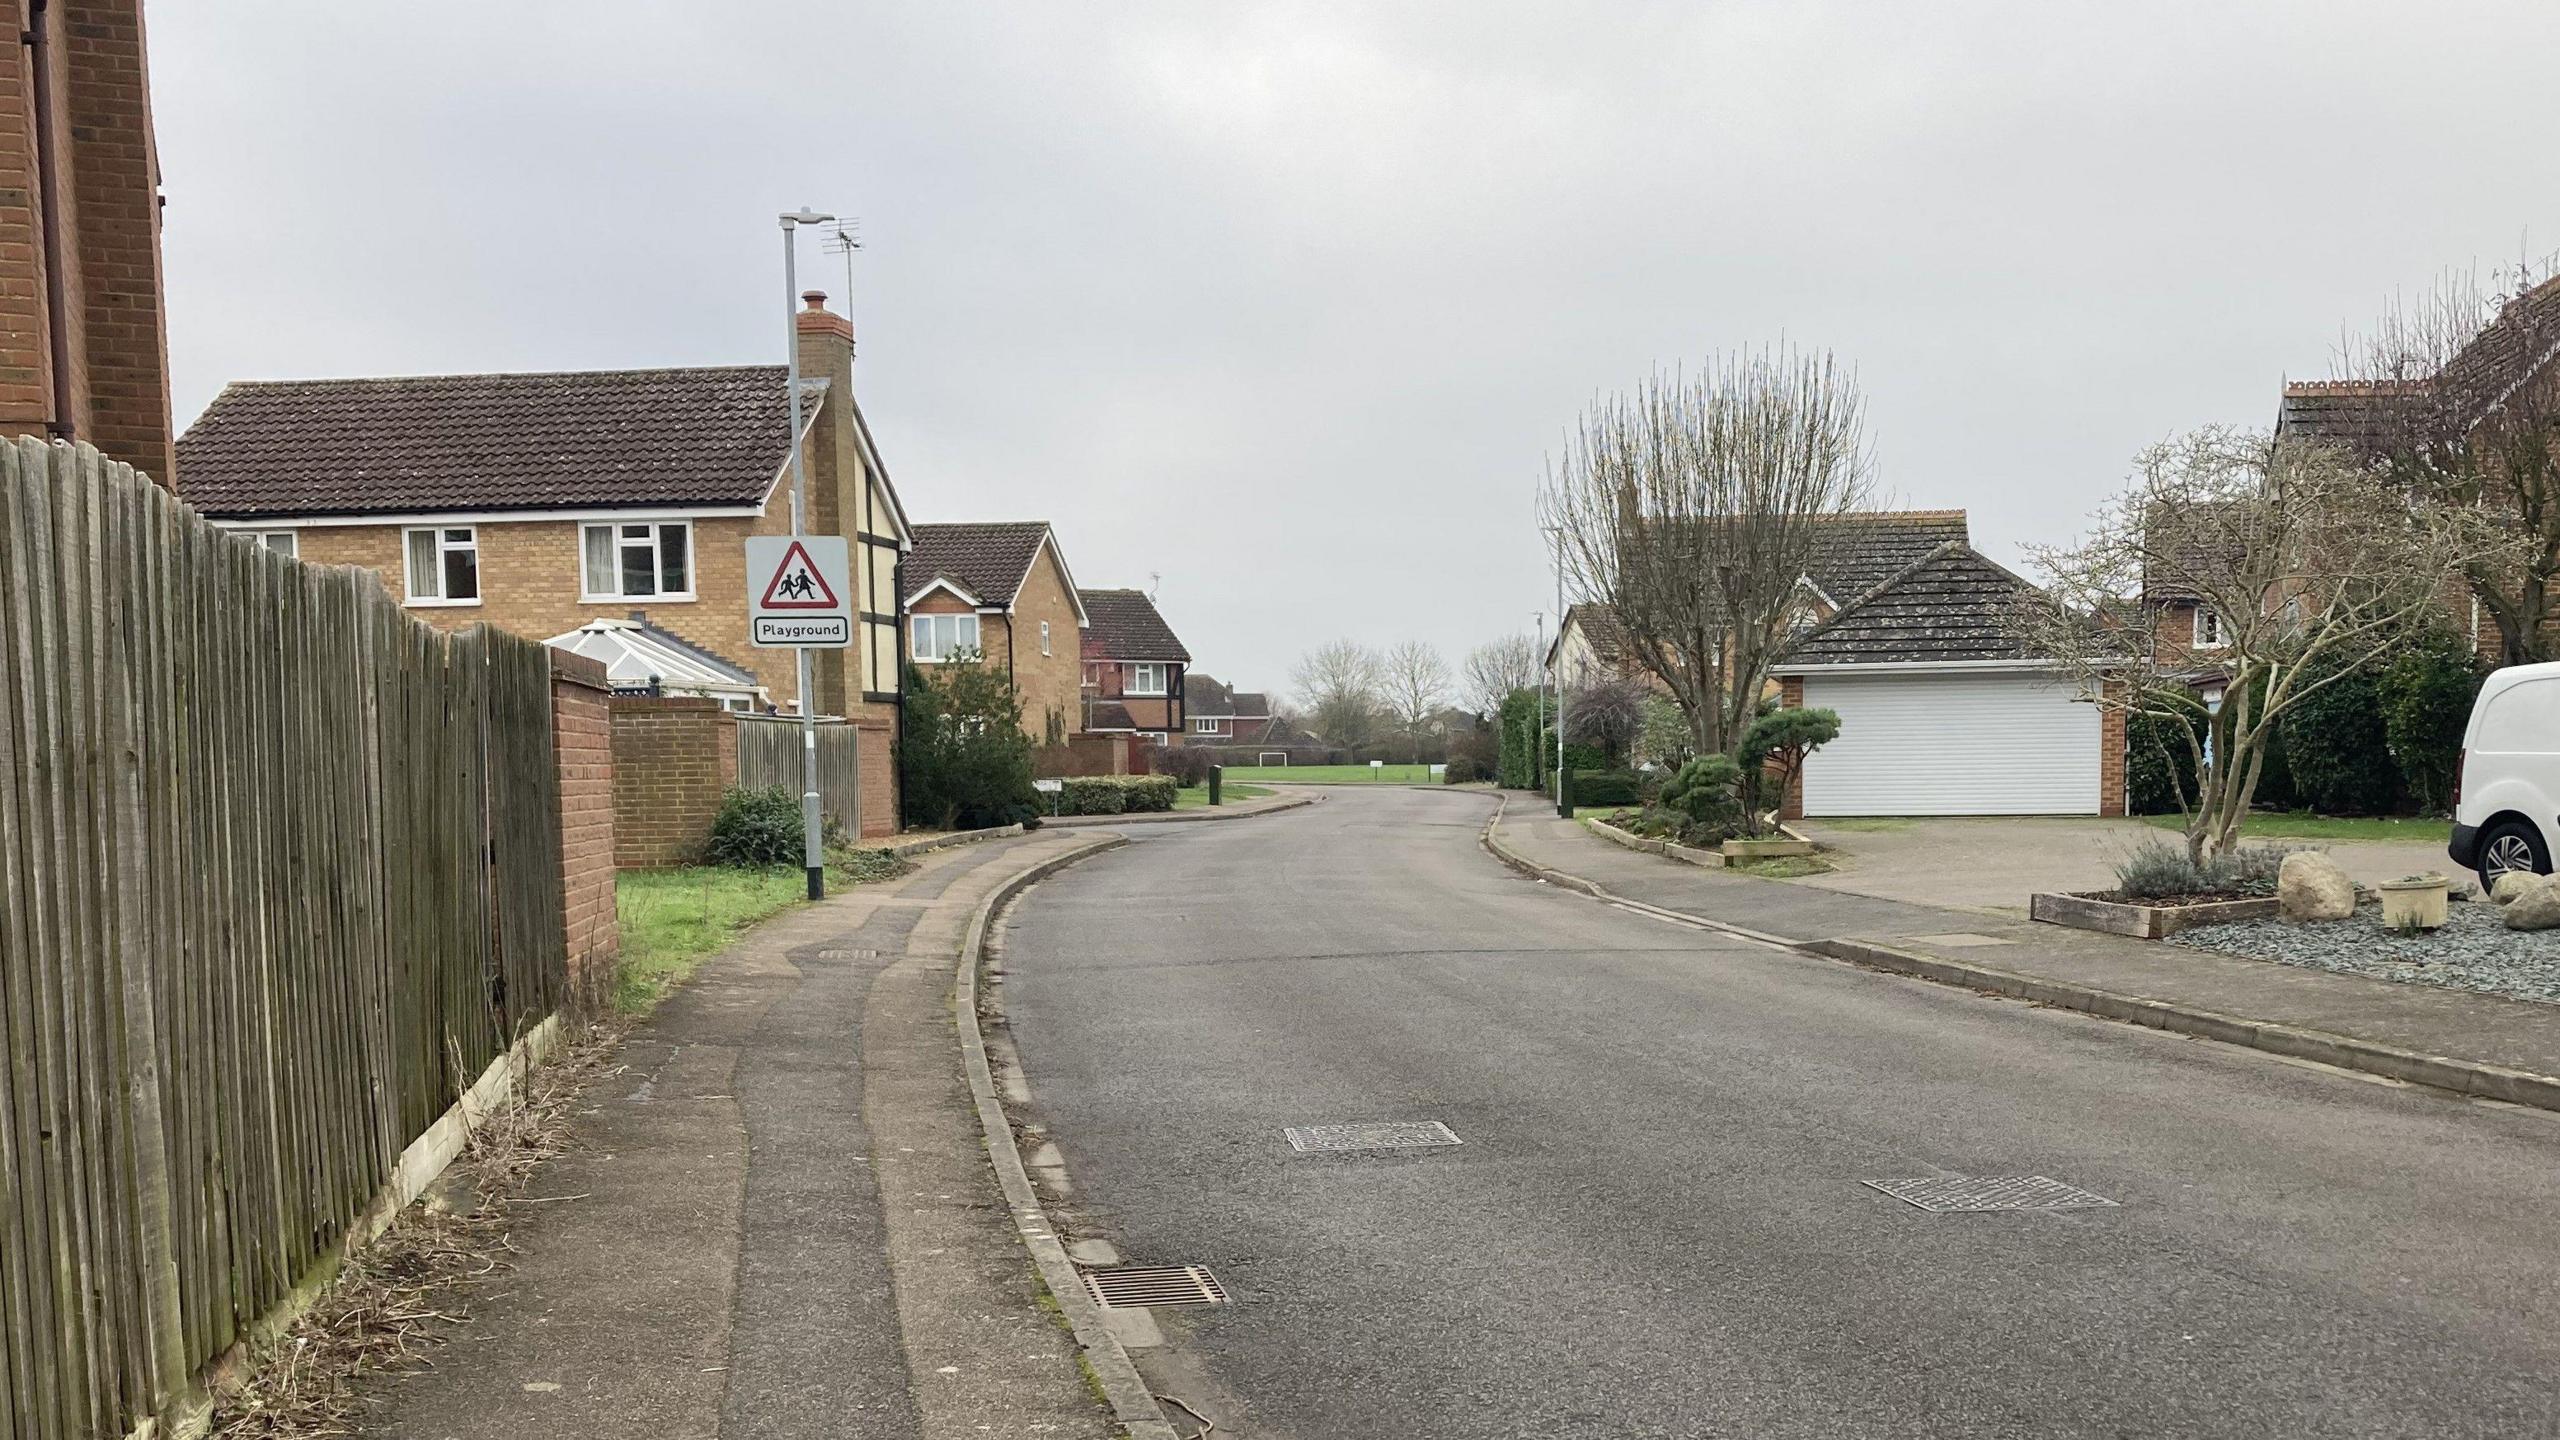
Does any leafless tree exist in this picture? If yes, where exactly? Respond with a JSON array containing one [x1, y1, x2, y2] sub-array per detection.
[[2018, 427, 2507, 863], [1542, 347, 1876, 759], [1289, 639, 1384, 748], [1563, 672, 1649, 767], [2328, 261, 2560, 665], [1378, 640, 1450, 759], [1461, 632, 1540, 717]]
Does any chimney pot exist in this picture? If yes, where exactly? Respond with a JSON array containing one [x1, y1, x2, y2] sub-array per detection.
[[802, 290, 829, 310]]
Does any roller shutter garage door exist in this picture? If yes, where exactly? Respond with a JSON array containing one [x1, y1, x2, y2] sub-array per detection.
[[1798, 670, 2100, 816]]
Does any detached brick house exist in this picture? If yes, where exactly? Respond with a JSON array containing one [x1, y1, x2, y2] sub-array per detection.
[[1080, 588, 1190, 743], [1181, 673, 1280, 744], [176, 293, 913, 835], [1, 0, 176, 483], [906, 521, 1090, 742]]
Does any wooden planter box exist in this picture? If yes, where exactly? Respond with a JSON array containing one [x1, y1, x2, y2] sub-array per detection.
[[1723, 837, 1816, 860], [1587, 817, 1664, 855], [1664, 842, 1729, 869], [2030, 891, 2279, 940]]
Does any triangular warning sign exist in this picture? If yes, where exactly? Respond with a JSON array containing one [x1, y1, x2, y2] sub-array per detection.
[[759, 540, 841, 609]]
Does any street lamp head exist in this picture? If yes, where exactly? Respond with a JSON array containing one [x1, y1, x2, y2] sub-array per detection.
[[780, 208, 835, 227]]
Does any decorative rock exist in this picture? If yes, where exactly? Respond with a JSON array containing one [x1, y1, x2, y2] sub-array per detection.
[[2504, 883, 2560, 932], [2490, 870, 2547, 907], [2276, 851, 2356, 923]]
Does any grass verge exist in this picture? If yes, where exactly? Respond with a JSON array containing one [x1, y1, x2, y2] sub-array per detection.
[[1212, 763, 1436, 784], [2136, 811, 2451, 845], [613, 845, 917, 1013], [1173, 782, 1273, 810]]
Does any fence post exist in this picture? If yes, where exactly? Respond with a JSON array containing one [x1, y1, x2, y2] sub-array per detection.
[[1208, 765, 1222, 807]]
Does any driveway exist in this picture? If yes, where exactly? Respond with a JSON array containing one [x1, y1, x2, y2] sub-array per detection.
[[1793, 816, 2455, 915], [1000, 788, 2560, 1439]]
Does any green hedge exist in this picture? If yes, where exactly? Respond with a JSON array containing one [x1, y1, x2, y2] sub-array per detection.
[[1497, 689, 1542, 789], [1054, 774, 1178, 816], [1573, 769, 1642, 806], [2280, 661, 2399, 816]]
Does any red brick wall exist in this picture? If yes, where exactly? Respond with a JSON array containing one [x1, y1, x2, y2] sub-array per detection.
[[551, 652, 620, 999], [2098, 681, 2128, 818], [0, 0, 173, 484], [1776, 676, 1807, 820], [854, 715, 894, 837], [609, 695, 738, 868]]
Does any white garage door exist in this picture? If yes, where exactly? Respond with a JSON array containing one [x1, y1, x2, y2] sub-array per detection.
[[1798, 670, 2101, 816]]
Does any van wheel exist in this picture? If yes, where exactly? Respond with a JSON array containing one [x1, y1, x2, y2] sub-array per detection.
[[2476, 819, 2550, 893]]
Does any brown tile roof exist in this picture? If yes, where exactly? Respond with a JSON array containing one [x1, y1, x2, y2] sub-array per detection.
[[1183, 673, 1272, 716], [1084, 700, 1137, 731], [1802, 509, 1972, 606], [177, 365, 809, 518], [1775, 542, 2050, 668], [908, 522, 1054, 606], [1561, 603, 1629, 663], [2282, 274, 2560, 449], [1078, 588, 1190, 663]]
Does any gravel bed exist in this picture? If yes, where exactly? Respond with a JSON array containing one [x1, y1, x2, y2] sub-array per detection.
[[2172, 899, 2560, 1006]]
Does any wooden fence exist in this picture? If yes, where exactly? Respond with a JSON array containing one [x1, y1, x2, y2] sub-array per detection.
[[734, 715, 859, 837], [0, 439, 569, 1438]]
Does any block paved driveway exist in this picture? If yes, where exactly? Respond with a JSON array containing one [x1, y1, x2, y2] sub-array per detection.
[[999, 787, 2560, 1439], [1792, 815, 2456, 914]]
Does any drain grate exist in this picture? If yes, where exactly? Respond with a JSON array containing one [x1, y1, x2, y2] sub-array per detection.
[[1864, 1175, 2119, 1213], [1284, 1121, 1463, 1153], [1081, 1265, 1227, 1309]]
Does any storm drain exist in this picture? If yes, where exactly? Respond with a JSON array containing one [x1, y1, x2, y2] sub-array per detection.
[[1864, 1175, 2119, 1213], [1284, 1121, 1463, 1153], [1081, 1265, 1228, 1309]]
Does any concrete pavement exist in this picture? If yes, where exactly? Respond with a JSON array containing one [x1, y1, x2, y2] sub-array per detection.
[[368, 834, 1118, 1440], [999, 787, 2560, 1439]]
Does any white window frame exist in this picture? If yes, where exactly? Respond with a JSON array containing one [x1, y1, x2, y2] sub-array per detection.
[[2191, 605, 2226, 650], [402, 526, 482, 607], [1191, 716, 1225, 735], [1041, 620, 1052, 656], [579, 519, 695, 603], [911, 612, 982, 663], [251, 530, 297, 558], [1127, 662, 1168, 696]]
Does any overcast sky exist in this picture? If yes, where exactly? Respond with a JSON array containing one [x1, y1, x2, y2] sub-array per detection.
[[152, 2, 2560, 704]]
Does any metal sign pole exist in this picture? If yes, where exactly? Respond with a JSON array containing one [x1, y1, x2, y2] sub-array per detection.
[[782, 208, 832, 900]]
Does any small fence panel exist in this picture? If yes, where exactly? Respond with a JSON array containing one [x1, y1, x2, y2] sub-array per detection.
[[734, 716, 858, 836], [0, 439, 568, 1437]]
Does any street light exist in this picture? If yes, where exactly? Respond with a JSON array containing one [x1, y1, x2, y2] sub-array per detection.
[[781, 208, 834, 900]]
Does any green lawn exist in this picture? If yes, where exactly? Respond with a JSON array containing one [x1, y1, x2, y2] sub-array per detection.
[[1174, 782, 1272, 810], [2136, 811, 2451, 844], [1213, 763, 1437, 784], [613, 847, 914, 1012]]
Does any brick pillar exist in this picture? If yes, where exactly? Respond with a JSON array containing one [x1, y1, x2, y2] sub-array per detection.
[[550, 651, 620, 1005], [1776, 676, 1807, 820], [63, 0, 172, 484], [2098, 679, 2128, 818]]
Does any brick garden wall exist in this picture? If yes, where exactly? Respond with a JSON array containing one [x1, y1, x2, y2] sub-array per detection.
[[609, 694, 737, 868], [552, 651, 621, 998]]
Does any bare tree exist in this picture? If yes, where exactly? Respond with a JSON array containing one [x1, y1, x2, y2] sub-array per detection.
[[2329, 262, 2560, 665], [1461, 632, 1540, 717], [1563, 672, 1649, 767], [1289, 639, 1384, 748], [1542, 347, 1875, 759], [1378, 640, 1451, 760], [2019, 427, 2506, 864]]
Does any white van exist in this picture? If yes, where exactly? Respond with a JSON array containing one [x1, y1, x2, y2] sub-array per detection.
[[2450, 661, 2560, 888]]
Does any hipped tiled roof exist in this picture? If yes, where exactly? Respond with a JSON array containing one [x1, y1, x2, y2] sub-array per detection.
[[1802, 510, 1972, 605], [178, 366, 809, 518], [1775, 542, 2050, 667], [1079, 588, 1190, 663], [909, 522, 1053, 607]]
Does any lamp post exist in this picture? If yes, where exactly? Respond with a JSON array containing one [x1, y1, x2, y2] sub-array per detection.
[[1543, 523, 1568, 808], [781, 207, 833, 900]]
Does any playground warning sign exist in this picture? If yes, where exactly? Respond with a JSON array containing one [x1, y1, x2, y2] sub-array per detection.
[[746, 535, 853, 648]]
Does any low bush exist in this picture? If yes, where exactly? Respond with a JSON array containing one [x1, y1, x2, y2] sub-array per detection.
[[901, 660, 1040, 830], [1056, 774, 1178, 816], [1620, 754, 1745, 846], [705, 786, 805, 868], [1573, 769, 1642, 806], [1151, 746, 1218, 787], [1443, 755, 1488, 784], [2111, 838, 2296, 900]]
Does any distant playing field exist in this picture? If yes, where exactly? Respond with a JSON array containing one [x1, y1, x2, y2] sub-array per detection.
[[1211, 763, 1437, 784]]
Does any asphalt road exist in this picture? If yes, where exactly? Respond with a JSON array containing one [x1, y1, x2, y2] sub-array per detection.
[[999, 788, 2560, 1439]]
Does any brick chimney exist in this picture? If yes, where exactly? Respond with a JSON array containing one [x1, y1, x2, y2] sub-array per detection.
[[796, 289, 854, 351]]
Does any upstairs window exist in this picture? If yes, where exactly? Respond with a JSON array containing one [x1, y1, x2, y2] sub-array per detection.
[[1041, 620, 1052, 656], [403, 527, 479, 605], [912, 612, 981, 662], [2192, 606, 2225, 649], [582, 521, 692, 601], [1191, 716, 1223, 734], [250, 531, 297, 558], [1127, 662, 1168, 696]]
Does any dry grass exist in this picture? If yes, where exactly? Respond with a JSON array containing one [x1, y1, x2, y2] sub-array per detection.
[[207, 1019, 628, 1438]]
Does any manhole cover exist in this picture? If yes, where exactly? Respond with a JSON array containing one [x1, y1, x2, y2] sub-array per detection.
[[1081, 1265, 1227, 1309], [1283, 1121, 1463, 1153], [1864, 1175, 2118, 1213]]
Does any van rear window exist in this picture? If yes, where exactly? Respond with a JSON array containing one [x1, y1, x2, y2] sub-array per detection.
[[2478, 678, 2560, 752]]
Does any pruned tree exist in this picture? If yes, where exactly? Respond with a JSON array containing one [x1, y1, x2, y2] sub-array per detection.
[[1543, 347, 1876, 760], [1289, 639, 1384, 748], [2328, 262, 2560, 666], [1461, 632, 1540, 718], [1379, 640, 1450, 760], [2018, 427, 2508, 864], [1563, 672, 1649, 767]]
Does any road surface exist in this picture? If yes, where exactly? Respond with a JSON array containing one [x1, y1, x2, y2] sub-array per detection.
[[1000, 787, 2560, 1439]]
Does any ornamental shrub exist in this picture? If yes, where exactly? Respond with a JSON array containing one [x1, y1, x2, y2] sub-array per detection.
[[1443, 756, 1488, 784], [705, 786, 807, 867], [2379, 631, 2485, 815], [2279, 660, 2399, 816], [901, 660, 1040, 830], [1738, 706, 1840, 823], [1572, 770, 1642, 806], [1056, 775, 1178, 815], [1152, 746, 1218, 787]]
